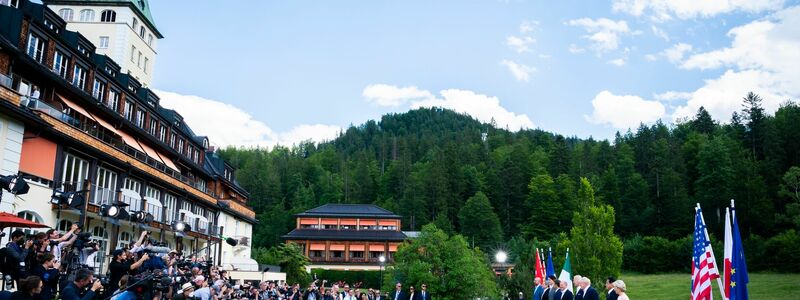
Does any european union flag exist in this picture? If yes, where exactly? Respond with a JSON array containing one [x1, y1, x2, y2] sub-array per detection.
[[546, 247, 555, 278], [730, 208, 749, 300]]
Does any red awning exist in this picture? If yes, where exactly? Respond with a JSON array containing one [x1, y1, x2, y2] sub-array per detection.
[[59, 95, 96, 122], [379, 220, 397, 226], [19, 135, 57, 180], [118, 130, 145, 153], [300, 219, 319, 225], [349, 244, 365, 251], [329, 244, 345, 251], [359, 219, 377, 226], [321, 219, 338, 225], [310, 244, 326, 251], [369, 245, 385, 252], [389, 244, 399, 252], [0, 212, 50, 229], [340, 219, 357, 226]]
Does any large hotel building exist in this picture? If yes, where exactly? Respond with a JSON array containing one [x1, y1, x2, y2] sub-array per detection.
[[0, 0, 258, 271]]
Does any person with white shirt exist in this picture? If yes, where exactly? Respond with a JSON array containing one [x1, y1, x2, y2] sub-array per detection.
[[343, 289, 357, 300], [579, 277, 600, 300], [573, 275, 584, 300], [558, 280, 573, 300]]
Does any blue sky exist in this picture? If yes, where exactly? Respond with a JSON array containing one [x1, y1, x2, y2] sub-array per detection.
[[147, 0, 800, 148]]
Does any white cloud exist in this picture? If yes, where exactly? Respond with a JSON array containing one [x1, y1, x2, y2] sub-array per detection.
[[361, 85, 534, 130], [654, 91, 692, 101], [651, 25, 670, 41], [156, 90, 340, 148], [506, 35, 536, 53], [613, 0, 785, 21], [608, 58, 627, 66], [501, 59, 536, 81], [568, 44, 586, 53], [362, 84, 434, 107], [520, 20, 538, 34], [585, 90, 666, 129], [567, 18, 633, 53], [670, 6, 800, 121], [647, 42, 694, 63]]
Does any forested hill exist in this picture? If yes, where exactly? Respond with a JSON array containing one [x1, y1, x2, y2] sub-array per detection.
[[219, 94, 800, 250]]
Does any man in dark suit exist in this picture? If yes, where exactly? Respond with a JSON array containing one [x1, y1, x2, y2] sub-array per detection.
[[604, 277, 618, 300], [391, 282, 406, 300], [419, 284, 431, 300], [579, 278, 600, 300], [553, 280, 562, 300], [543, 275, 557, 300], [533, 277, 545, 300], [557, 280, 573, 300], [60, 268, 103, 300]]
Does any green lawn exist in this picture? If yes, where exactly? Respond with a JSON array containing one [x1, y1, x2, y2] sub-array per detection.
[[621, 273, 800, 300]]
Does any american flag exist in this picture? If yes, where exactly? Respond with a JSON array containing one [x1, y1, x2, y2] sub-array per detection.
[[692, 207, 720, 300]]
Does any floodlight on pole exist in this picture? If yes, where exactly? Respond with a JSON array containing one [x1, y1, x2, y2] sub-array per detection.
[[172, 220, 191, 233], [0, 174, 29, 195]]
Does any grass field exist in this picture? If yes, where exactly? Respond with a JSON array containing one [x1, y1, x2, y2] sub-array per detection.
[[621, 273, 800, 300]]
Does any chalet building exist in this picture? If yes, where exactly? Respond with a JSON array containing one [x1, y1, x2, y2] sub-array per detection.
[[0, 0, 258, 271], [284, 204, 408, 271]]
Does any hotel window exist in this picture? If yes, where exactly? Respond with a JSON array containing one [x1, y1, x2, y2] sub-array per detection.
[[123, 178, 142, 210], [370, 251, 383, 259], [62, 153, 89, 189], [98, 36, 109, 48], [310, 250, 324, 258], [143, 57, 149, 74], [90, 226, 108, 265], [79, 9, 95, 22], [100, 10, 116, 22], [130, 46, 136, 62], [331, 250, 343, 258], [92, 80, 107, 101], [132, 17, 138, 29], [139, 26, 145, 38], [349, 250, 364, 258], [53, 50, 69, 78], [196, 179, 206, 193], [193, 149, 199, 163], [169, 133, 176, 148], [26, 33, 45, 63], [147, 34, 153, 46], [72, 65, 87, 90], [137, 52, 142, 67], [94, 167, 117, 205], [145, 186, 162, 222], [58, 8, 74, 21], [118, 232, 131, 249], [159, 125, 166, 142], [16, 211, 43, 235], [135, 109, 145, 128], [123, 101, 133, 120], [148, 119, 157, 135], [178, 139, 184, 154], [108, 89, 119, 111], [164, 193, 177, 224], [340, 224, 354, 230]]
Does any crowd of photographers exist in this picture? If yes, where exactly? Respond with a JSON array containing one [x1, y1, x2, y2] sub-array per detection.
[[1, 225, 239, 300], [0, 225, 402, 300]]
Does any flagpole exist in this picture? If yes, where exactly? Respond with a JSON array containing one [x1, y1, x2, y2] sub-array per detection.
[[696, 203, 727, 299]]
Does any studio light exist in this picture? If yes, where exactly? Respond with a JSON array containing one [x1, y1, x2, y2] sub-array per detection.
[[224, 237, 238, 247], [172, 221, 190, 233], [0, 174, 29, 195], [101, 202, 129, 220], [130, 211, 154, 223], [51, 190, 86, 209]]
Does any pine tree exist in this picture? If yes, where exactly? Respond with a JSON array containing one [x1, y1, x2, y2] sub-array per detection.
[[458, 191, 503, 250]]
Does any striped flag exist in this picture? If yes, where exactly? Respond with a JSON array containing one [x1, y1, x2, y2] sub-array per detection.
[[534, 247, 544, 282], [692, 206, 720, 300]]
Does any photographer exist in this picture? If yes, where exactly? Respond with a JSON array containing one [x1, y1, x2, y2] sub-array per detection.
[[190, 275, 213, 300], [3, 229, 34, 282], [109, 275, 136, 300], [8, 275, 41, 300], [108, 249, 149, 294], [30, 253, 59, 300], [60, 268, 103, 300], [174, 282, 195, 300], [46, 224, 79, 263]]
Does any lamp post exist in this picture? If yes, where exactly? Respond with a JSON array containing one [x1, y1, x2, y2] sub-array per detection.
[[379, 255, 386, 289], [495, 250, 507, 264]]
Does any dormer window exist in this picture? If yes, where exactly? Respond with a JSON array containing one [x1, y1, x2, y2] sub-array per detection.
[[58, 8, 74, 21], [132, 18, 138, 29], [139, 26, 145, 38], [79, 9, 95, 22], [100, 10, 116, 22]]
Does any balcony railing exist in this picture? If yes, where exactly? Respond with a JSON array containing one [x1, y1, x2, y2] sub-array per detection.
[[92, 185, 117, 206], [0, 73, 11, 89], [21, 97, 218, 198]]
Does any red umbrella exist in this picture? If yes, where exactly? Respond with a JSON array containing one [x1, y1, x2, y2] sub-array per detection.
[[0, 212, 50, 229]]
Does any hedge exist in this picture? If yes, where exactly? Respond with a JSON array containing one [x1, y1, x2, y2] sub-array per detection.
[[309, 269, 383, 289]]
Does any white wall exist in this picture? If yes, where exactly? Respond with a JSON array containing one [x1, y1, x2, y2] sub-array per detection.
[[46, 4, 159, 86]]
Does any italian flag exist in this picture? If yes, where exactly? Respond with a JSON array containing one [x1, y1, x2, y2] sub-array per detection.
[[559, 249, 573, 294]]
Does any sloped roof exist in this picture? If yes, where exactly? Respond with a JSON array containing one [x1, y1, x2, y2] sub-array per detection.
[[283, 229, 408, 242], [43, 0, 163, 38], [295, 204, 401, 219]]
